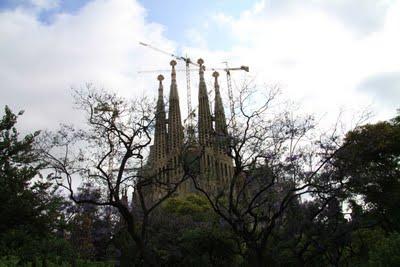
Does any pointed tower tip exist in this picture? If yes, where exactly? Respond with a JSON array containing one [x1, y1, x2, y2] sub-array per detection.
[[154, 71, 167, 163], [213, 71, 220, 90], [157, 75, 164, 95], [170, 60, 177, 81], [198, 58, 205, 81]]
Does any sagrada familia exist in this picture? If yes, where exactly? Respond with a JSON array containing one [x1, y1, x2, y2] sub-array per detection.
[[144, 59, 234, 201]]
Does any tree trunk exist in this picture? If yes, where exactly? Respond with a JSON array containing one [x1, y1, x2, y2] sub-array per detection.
[[126, 224, 156, 266], [255, 250, 265, 267], [42, 257, 48, 267], [248, 248, 266, 267]]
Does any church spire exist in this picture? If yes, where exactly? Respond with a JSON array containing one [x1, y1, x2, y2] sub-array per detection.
[[168, 60, 184, 152], [213, 71, 228, 151], [153, 74, 167, 162], [197, 58, 213, 147]]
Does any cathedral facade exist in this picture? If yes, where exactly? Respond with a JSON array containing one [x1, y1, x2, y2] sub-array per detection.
[[145, 59, 234, 201]]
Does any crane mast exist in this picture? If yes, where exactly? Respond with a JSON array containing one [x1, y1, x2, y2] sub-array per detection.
[[226, 66, 234, 120], [221, 62, 249, 125], [184, 60, 196, 143]]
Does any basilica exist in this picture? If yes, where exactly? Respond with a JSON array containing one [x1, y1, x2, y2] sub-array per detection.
[[144, 59, 234, 201]]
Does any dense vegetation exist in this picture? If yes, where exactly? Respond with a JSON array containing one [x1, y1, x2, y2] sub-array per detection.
[[1, 102, 399, 266]]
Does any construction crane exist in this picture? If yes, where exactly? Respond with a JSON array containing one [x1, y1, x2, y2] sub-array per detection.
[[220, 62, 249, 121], [138, 41, 249, 128], [139, 42, 199, 135]]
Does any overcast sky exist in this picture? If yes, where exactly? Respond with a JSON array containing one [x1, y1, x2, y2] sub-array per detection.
[[0, 0, 399, 133]]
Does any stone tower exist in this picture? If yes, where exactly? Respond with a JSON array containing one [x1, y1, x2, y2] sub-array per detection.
[[213, 71, 228, 152], [166, 60, 184, 187], [167, 60, 184, 153], [153, 74, 167, 163], [197, 59, 213, 147]]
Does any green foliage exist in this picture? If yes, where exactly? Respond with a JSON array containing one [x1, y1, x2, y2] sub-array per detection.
[[337, 114, 400, 231], [0, 256, 115, 266], [2, 103, 399, 265], [345, 228, 400, 267], [0, 106, 72, 264], [368, 232, 400, 266], [0, 106, 44, 235], [145, 194, 242, 266], [163, 193, 215, 221], [179, 228, 242, 267]]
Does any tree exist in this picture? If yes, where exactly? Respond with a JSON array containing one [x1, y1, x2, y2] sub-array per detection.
[[147, 194, 242, 266], [0, 106, 70, 264], [335, 113, 400, 231], [41, 87, 189, 265], [190, 84, 352, 266], [37, 83, 396, 266]]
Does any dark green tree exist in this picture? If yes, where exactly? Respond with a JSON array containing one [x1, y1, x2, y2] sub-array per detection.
[[146, 194, 242, 266], [336, 113, 400, 231], [0, 106, 72, 264], [67, 182, 117, 262]]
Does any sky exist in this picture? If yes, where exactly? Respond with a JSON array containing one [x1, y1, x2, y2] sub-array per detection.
[[0, 0, 399, 133]]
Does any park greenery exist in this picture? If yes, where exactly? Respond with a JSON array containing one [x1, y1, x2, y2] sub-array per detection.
[[0, 86, 399, 266]]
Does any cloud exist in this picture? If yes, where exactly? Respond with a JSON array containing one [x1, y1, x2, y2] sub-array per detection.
[[199, 0, 400, 124], [358, 72, 400, 107], [30, 0, 59, 10], [244, 0, 395, 34], [308, 0, 393, 34], [0, 0, 175, 132], [1, 0, 399, 136]]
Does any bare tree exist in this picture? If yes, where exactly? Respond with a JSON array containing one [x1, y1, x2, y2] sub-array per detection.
[[191, 83, 350, 265], [39, 86, 188, 266], [38, 82, 365, 265]]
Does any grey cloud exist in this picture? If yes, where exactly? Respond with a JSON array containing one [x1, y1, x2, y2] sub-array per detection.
[[357, 72, 400, 108]]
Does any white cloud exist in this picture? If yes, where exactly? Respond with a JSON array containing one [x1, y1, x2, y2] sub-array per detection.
[[0, 0, 176, 132], [251, 0, 395, 34], [202, 0, 400, 126]]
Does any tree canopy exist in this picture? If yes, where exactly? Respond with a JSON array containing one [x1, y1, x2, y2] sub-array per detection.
[[1, 96, 399, 266]]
